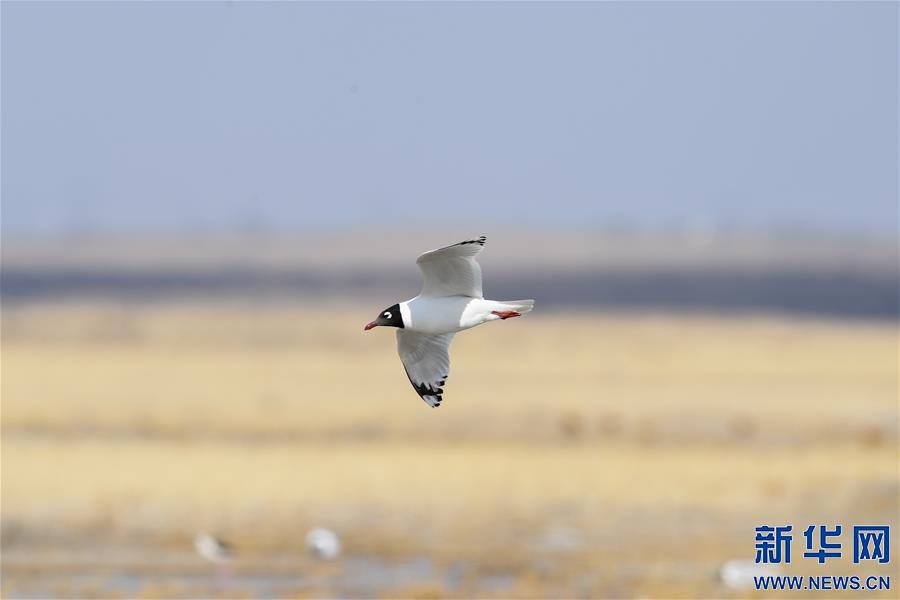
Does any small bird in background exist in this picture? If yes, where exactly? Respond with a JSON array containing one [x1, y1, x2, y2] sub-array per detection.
[[194, 531, 233, 585], [718, 559, 781, 590], [194, 531, 232, 563], [305, 527, 341, 560], [365, 236, 534, 407]]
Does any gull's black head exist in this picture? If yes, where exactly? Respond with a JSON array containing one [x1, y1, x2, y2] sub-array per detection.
[[364, 303, 405, 331]]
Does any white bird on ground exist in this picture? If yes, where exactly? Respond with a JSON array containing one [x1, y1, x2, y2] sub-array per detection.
[[364, 236, 534, 407], [305, 527, 341, 560], [194, 531, 232, 564], [719, 559, 781, 589]]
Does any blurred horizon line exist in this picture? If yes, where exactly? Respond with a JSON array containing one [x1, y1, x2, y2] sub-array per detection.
[[2, 224, 896, 270], [2, 227, 896, 320]]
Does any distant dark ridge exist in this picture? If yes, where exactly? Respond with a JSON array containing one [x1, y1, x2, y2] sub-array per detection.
[[1, 266, 897, 319]]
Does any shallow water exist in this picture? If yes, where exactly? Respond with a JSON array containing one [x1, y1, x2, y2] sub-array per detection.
[[1, 549, 517, 599]]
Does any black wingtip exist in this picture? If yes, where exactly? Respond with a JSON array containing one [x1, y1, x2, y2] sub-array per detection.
[[403, 365, 447, 408]]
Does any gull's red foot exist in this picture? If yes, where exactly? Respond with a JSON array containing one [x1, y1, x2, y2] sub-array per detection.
[[492, 310, 522, 320]]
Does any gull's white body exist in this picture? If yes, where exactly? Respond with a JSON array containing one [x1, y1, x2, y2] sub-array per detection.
[[367, 236, 533, 408], [400, 296, 517, 334]]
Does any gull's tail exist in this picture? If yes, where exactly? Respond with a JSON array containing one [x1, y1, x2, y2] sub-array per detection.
[[488, 299, 535, 319]]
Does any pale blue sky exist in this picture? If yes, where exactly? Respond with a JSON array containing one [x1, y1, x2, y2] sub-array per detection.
[[2, 1, 897, 235]]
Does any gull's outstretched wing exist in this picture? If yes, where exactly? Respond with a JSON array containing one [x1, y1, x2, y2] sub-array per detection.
[[415, 236, 486, 298], [397, 330, 455, 408]]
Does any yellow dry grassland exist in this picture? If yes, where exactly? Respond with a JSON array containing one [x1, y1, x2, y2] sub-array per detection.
[[1, 305, 898, 598], [2, 305, 896, 443]]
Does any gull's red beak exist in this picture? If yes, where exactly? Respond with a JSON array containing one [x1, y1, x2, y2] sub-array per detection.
[[364, 321, 378, 331]]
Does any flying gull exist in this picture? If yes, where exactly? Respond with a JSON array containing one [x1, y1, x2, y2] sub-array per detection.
[[365, 236, 533, 407]]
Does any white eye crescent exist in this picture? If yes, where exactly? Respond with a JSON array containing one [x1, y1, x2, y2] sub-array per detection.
[[383, 312, 391, 318]]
